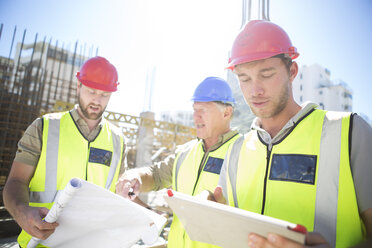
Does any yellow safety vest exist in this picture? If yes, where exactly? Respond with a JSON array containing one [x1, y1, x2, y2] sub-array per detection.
[[168, 132, 240, 248], [224, 109, 364, 248], [18, 111, 124, 248]]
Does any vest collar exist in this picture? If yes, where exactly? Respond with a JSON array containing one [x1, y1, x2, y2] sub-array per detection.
[[201, 129, 240, 151], [70, 105, 106, 140], [250, 101, 319, 145], [71, 104, 106, 125]]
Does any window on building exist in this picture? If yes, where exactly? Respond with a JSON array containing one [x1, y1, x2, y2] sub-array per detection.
[[319, 103, 324, 109], [300, 85, 303, 91], [344, 92, 352, 99], [300, 96, 303, 102], [319, 90, 323, 95], [47, 48, 68, 62], [300, 73, 303, 79]]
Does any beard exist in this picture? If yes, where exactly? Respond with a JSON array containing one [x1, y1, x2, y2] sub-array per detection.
[[78, 94, 105, 120], [249, 82, 290, 119]]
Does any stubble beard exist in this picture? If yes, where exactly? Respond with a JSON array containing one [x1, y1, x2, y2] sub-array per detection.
[[249, 83, 290, 119], [78, 95, 105, 121]]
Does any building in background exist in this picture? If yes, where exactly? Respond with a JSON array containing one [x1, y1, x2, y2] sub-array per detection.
[[293, 64, 353, 112], [10, 41, 89, 113], [226, 69, 255, 134], [159, 110, 194, 128]]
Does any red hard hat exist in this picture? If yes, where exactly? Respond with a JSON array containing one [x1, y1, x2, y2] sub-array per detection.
[[76, 56, 119, 92], [227, 20, 299, 70]]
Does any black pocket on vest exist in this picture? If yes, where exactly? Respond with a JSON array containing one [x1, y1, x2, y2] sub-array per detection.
[[89, 147, 112, 166], [269, 154, 317, 184], [203, 157, 224, 174]]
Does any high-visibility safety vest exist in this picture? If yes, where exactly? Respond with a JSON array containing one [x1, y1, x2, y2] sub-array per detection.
[[223, 109, 365, 248], [167, 132, 240, 248], [18, 111, 124, 248]]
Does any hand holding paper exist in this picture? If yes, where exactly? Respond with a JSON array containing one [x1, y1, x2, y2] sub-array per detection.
[[27, 178, 82, 248], [247, 231, 330, 248], [199, 186, 226, 204], [28, 178, 167, 248], [22, 206, 58, 242]]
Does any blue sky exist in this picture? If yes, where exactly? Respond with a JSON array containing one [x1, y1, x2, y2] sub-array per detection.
[[1, 0, 371, 121]]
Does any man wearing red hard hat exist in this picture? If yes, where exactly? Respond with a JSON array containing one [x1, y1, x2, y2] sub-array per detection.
[[212, 20, 372, 247], [4, 56, 126, 248]]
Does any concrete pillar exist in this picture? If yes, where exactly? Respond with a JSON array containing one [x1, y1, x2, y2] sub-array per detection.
[[136, 111, 155, 204], [135, 111, 154, 168]]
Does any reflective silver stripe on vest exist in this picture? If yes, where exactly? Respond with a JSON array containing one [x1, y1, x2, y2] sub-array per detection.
[[105, 131, 121, 189], [30, 118, 61, 203], [29, 190, 60, 204], [174, 148, 191, 191], [45, 118, 60, 192], [227, 136, 245, 208], [314, 112, 346, 247]]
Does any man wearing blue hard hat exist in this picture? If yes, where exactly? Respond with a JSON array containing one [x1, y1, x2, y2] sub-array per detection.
[[116, 76, 242, 248]]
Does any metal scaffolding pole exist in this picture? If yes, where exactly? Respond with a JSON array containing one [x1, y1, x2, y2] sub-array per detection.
[[46, 38, 57, 111], [0, 28, 26, 166], [67, 41, 78, 103], [36, 37, 52, 112], [54, 42, 64, 101]]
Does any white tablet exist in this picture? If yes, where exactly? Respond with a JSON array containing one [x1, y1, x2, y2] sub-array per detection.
[[163, 189, 306, 247]]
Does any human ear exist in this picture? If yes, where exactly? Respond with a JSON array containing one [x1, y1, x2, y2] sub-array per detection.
[[289, 61, 298, 82]]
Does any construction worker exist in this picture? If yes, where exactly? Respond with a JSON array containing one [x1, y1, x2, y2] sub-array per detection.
[[207, 20, 372, 247], [116, 76, 241, 248], [3, 56, 126, 248]]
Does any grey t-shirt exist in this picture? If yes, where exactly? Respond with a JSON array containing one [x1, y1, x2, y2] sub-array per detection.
[[219, 102, 372, 213]]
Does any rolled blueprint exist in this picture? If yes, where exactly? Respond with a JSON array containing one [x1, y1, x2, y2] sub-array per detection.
[[27, 178, 167, 248], [27, 178, 82, 248]]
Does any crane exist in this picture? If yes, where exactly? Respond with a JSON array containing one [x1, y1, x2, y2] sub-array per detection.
[[241, 0, 270, 28]]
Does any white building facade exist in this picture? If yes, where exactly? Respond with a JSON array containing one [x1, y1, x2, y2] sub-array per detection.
[[9, 41, 90, 112], [293, 64, 353, 112]]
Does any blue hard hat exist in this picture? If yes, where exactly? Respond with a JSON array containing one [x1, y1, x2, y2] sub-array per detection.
[[191, 77, 236, 105]]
